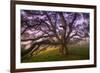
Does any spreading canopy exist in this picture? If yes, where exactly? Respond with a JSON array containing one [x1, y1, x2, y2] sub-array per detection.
[[21, 10, 90, 56]]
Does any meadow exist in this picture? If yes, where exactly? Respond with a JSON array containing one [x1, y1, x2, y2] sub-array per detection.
[[21, 43, 89, 63]]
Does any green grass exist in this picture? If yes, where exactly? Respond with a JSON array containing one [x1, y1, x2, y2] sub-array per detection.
[[21, 44, 89, 63]]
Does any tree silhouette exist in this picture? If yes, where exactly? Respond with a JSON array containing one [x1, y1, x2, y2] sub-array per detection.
[[21, 10, 89, 57]]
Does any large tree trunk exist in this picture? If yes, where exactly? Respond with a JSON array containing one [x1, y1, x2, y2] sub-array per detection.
[[60, 44, 69, 55]]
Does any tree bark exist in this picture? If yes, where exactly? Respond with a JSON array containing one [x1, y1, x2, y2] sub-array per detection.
[[59, 44, 69, 55]]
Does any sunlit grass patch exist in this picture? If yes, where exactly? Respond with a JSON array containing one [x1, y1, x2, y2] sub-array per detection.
[[21, 44, 89, 63]]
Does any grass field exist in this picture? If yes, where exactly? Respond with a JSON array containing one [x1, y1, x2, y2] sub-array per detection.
[[21, 44, 89, 63]]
